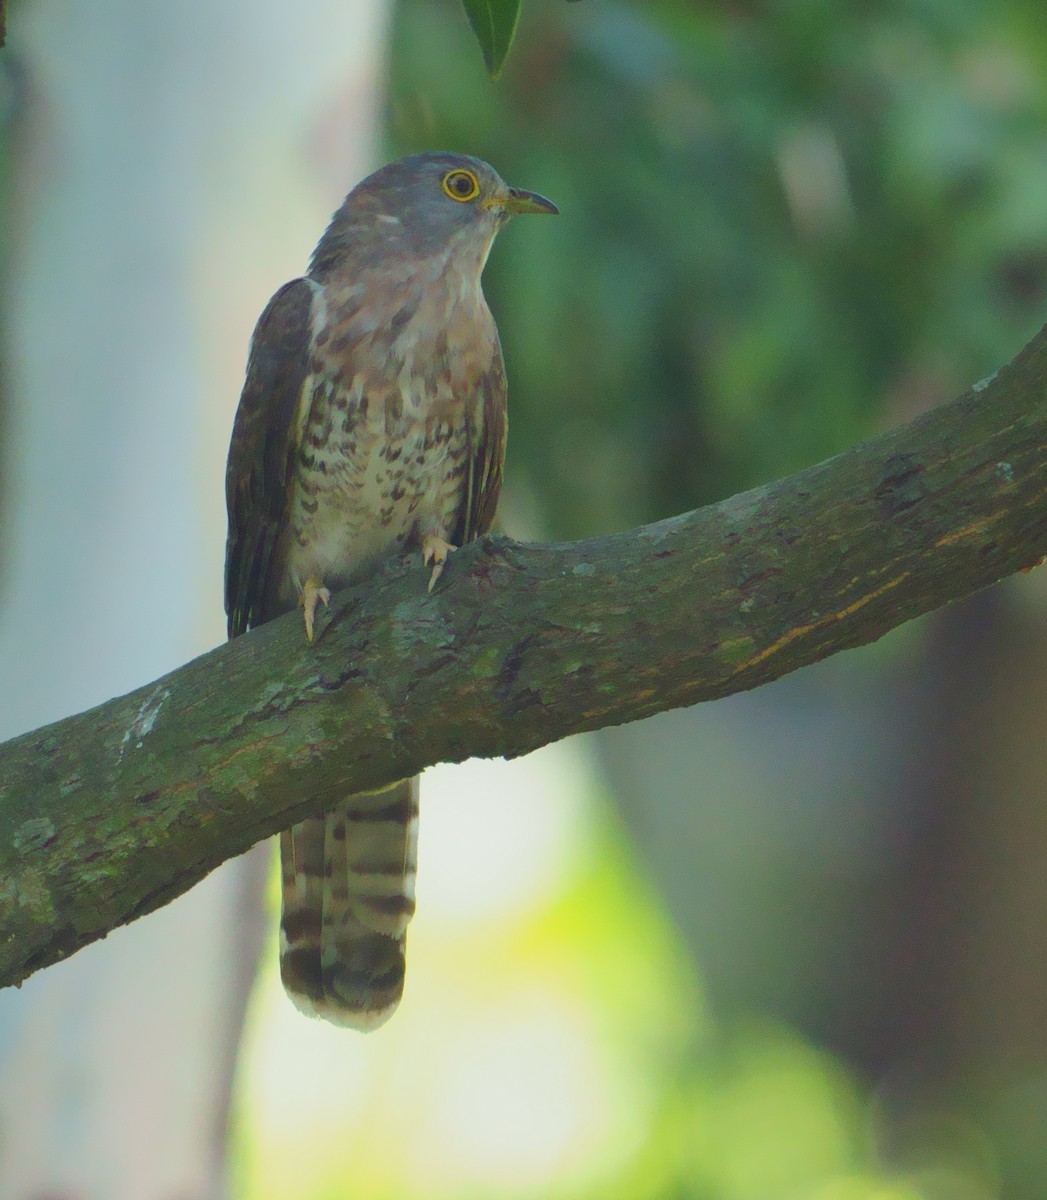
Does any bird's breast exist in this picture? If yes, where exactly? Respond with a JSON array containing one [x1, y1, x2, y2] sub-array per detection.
[[280, 281, 500, 599]]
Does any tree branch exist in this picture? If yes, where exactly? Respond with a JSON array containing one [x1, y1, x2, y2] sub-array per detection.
[[3, 326, 1047, 990]]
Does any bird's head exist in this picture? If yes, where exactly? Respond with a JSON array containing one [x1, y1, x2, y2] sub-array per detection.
[[310, 152, 558, 280]]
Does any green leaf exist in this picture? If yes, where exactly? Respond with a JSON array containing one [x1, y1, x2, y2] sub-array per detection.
[[460, 0, 522, 78]]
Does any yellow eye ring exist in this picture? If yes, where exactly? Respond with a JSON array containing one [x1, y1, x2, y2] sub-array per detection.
[[442, 168, 480, 203]]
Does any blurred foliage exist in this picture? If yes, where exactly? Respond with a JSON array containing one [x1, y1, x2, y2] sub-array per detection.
[[387, 0, 1047, 540]]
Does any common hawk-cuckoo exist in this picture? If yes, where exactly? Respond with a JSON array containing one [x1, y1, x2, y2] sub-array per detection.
[[224, 152, 556, 1029]]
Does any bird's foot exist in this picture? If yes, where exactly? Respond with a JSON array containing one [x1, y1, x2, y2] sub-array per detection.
[[299, 578, 331, 641], [422, 535, 456, 592]]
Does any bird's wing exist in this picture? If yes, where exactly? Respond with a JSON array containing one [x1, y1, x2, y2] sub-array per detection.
[[456, 349, 508, 544], [224, 278, 316, 638]]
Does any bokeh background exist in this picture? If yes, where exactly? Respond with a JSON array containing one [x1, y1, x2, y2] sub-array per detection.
[[3, 1, 1047, 1197]]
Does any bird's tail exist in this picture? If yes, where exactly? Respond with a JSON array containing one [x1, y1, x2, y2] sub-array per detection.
[[279, 777, 419, 1030]]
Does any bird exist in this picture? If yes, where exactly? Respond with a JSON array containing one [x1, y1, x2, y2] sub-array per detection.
[[223, 152, 557, 1030]]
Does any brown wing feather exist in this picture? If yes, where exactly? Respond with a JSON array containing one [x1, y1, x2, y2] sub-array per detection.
[[454, 349, 508, 545], [224, 278, 316, 638]]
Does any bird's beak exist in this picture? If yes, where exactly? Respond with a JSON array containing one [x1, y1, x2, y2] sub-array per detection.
[[494, 187, 559, 216]]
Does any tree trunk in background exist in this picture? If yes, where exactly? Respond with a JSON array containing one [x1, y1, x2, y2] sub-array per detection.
[[854, 583, 1047, 1197], [0, 2, 388, 1196]]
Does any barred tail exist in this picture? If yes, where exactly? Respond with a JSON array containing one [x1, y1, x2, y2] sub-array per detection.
[[279, 777, 419, 1030]]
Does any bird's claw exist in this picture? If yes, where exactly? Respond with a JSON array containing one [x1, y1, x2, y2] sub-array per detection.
[[422, 535, 456, 592], [299, 579, 331, 641]]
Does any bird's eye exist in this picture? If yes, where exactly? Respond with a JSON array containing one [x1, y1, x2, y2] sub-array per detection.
[[442, 169, 480, 203]]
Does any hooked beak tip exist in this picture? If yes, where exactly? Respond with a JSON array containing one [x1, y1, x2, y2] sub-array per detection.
[[502, 187, 559, 216]]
